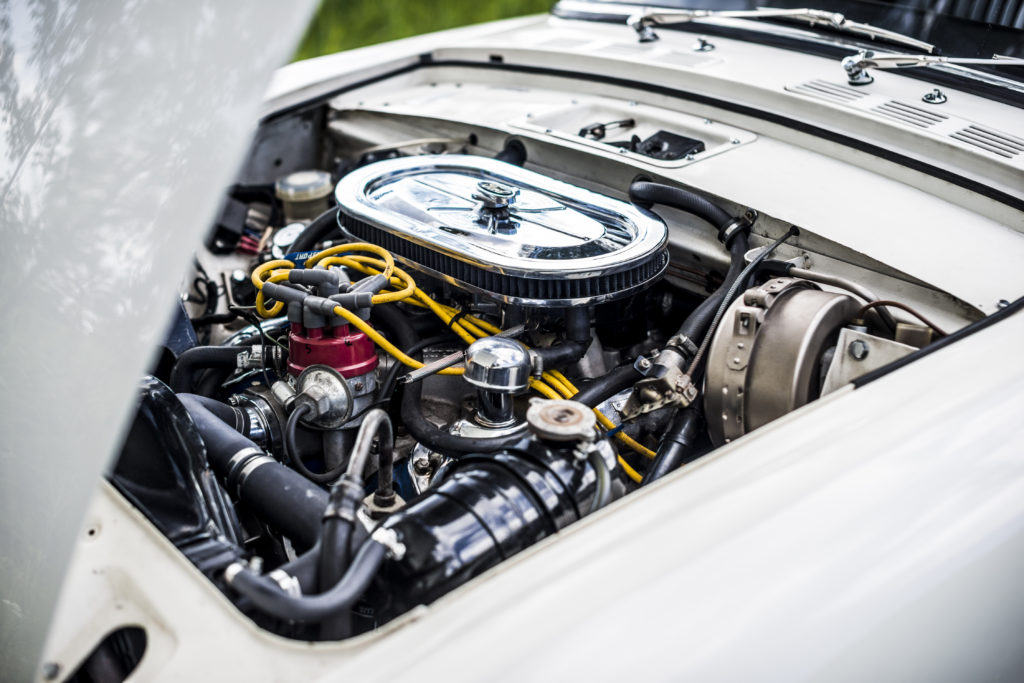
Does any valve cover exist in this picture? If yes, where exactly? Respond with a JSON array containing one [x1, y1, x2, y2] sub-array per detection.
[[335, 155, 668, 306]]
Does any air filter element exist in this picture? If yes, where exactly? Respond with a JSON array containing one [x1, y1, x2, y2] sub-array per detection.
[[334, 155, 668, 306]]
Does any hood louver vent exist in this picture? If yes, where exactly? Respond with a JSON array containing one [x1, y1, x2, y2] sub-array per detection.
[[870, 100, 948, 128], [950, 125, 1024, 159], [787, 79, 867, 104]]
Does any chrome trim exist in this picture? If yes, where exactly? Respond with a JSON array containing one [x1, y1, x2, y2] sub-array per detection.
[[335, 154, 667, 283], [627, 7, 935, 53], [554, 2, 1024, 95], [349, 249, 668, 307]]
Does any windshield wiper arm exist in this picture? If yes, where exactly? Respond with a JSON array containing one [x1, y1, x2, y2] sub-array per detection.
[[628, 6, 935, 53], [842, 49, 1024, 85]]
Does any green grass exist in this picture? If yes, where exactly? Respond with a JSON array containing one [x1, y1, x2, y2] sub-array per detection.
[[293, 0, 554, 61]]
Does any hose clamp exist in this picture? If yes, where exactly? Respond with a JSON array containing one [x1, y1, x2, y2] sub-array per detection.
[[371, 526, 407, 561], [235, 455, 276, 497], [223, 562, 245, 585], [226, 447, 263, 484], [718, 210, 756, 247], [665, 334, 699, 360], [268, 569, 302, 597]]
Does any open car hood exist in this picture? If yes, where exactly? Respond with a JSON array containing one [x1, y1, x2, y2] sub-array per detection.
[[0, 1, 318, 678]]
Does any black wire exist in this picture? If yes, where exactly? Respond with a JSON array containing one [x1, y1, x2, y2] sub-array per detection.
[[686, 227, 800, 376], [230, 307, 277, 389], [285, 405, 347, 485]]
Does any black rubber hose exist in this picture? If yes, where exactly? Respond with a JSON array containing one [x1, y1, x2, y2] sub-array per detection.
[[170, 346, 243, 393], [587, 449, 612, 513], [281, 542, 321, 593], [178, 395, 327, 550], [533, 340, 589, 370], [402, 381, 524, 455], [227, 538, 386, 622], [289, 206, 342, 254], [572, 364, 642, 407], [318, 517, 354, 639], [319, 509, 354, 591], [643, 408, 704, 485], [627, 180, 751, 345], [677, 231, 749, 342], [285, 404, 345, 484], [629, 181, 732, 230], [180, 393, 245, 432]]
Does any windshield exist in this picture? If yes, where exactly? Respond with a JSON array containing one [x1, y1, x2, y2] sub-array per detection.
[[575, 0, 1024, 58]]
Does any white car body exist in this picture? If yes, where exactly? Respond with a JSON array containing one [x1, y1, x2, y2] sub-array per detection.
[[2, 2, 1023, 681]]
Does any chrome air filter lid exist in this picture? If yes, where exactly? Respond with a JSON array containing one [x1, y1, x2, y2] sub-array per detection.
[[335, 155, 668, 306]]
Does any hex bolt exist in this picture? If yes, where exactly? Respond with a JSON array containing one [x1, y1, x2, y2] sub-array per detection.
[[638, 357, 652, 370], [848, 339, 870, 361]]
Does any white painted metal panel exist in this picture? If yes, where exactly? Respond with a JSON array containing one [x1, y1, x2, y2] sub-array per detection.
[[0, 2, 318, 680]]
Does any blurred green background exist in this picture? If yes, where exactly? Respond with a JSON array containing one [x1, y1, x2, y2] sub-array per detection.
[[294, 0, 553, 61]]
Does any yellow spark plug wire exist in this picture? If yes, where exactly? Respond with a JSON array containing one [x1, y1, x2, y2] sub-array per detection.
[[247, 243, 651, 481]]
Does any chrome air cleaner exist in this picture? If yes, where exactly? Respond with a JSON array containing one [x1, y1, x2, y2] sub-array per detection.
[[334, 155, 668, 306]]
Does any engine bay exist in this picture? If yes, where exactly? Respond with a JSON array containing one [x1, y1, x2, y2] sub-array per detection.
[[108, 73, 985, 646]]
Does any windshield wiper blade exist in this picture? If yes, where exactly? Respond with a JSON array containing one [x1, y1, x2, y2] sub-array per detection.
[[841, 49, 1024, 85], [627, 6, 935, 53]]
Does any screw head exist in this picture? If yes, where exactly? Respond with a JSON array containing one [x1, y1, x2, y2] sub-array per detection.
[[922, 88, 947, 104], [638, 357, 651, 370], [848, 339, 870, 361]]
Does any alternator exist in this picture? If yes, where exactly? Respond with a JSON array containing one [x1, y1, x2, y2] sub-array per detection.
[[704, 277, 859, 445]]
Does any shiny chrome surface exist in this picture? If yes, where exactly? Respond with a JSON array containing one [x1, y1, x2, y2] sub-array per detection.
[[464, 337, 532, 393], [335, 154, 668, 281], [464, 337, 532, 427], [841, 49, 1024, 86], [626, 7, 936, 53]]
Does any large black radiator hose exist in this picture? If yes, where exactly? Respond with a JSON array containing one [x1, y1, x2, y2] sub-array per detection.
[[178, 393, 328, 550], [367, 441, 607, 622]]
